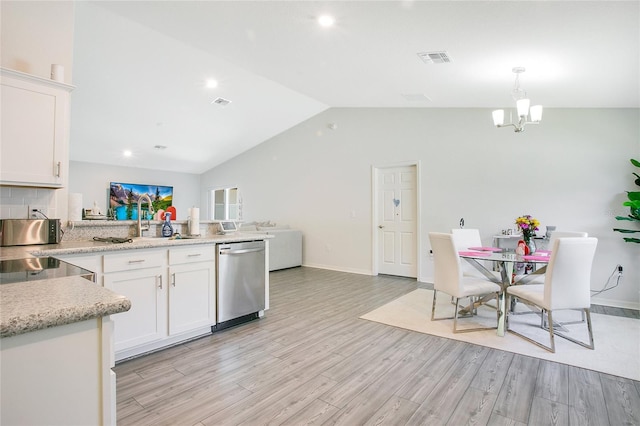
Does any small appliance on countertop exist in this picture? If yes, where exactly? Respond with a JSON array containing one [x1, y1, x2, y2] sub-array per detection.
[[217, 221, 238, 234], [0, 219, 61, 247]]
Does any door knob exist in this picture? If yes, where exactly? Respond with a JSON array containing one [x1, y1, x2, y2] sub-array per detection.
[[378, 225, 384, 229]]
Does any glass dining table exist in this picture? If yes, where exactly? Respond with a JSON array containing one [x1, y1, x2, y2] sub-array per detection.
[[458, 249, 551, 336]]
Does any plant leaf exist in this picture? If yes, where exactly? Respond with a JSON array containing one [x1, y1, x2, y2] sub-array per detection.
[[613, 228, 640, 233], [631, 158, 640, 167], [627, 192, 640, 201], [622, 237, 640, 243], [614, 216, 637, 221]]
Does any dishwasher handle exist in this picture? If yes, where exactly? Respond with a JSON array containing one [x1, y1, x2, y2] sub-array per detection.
[[219, 247, 265, 255]]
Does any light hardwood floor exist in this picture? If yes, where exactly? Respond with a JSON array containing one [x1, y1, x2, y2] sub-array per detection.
[[115, 267, 640, 425]]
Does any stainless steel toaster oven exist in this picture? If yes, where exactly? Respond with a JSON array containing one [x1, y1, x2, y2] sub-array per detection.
[[0, 219, 61, 246]]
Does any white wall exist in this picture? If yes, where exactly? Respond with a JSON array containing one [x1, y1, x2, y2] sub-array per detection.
[[1, 1, 74, 82], [1, 1, 75, 220], [69, 161, 200, 221], [201, 107, 640, 309]]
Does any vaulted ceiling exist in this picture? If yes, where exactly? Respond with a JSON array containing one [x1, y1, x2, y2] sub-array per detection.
[[70, 1, 639, 174]]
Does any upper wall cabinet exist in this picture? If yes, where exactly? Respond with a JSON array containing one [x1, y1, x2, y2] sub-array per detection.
[[1, 68, 73, 188]]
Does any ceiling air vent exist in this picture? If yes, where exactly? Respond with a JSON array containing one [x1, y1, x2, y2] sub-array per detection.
[[212, 97, 232, 107], [417, 51, 452, 64]]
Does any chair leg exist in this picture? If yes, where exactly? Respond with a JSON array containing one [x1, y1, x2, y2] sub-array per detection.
[[431, 289, 438, 321], [432, 290, 499, 333], [432, 289, 458, 323], [547, 310, 556, 353], [553, 308, 595, 350], [453, 292, 500, 334], [453, 297, 460, 332], [509, 304, 594, 352]]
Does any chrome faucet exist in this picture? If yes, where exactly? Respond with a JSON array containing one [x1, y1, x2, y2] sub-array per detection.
[[137, 194, 155, 237]]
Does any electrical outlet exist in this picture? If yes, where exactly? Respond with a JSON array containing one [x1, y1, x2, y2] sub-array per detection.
[[27, 205, 40, 218], [28, 205, 47, 219]]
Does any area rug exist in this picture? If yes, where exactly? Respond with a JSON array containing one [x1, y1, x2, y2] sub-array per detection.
[[360, 289, 640, 381]]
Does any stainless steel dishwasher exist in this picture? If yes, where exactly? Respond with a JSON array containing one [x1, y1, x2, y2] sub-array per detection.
[[215, 240, 266, 330]]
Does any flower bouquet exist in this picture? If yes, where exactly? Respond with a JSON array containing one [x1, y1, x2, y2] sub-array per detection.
[[515, 215, 540, 253]]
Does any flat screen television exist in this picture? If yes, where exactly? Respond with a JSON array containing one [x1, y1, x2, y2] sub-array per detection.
[[109, 182, 173, 220]]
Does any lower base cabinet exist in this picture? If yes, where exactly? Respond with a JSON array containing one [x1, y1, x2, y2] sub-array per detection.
[[100, 246, 216, 360], [103, 249, 166, 354], [105, 267, 166, 352], [169, 261, 215, 335], [169, 245, 216, 336], [57, 243, 235, 361], [0, 318, 116, 426]]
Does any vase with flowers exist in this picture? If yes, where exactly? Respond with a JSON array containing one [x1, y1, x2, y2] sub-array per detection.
[[515, 214, 541, 254]]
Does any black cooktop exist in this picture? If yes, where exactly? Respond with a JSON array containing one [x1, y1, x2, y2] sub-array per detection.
[[0, 257, 94, 285]]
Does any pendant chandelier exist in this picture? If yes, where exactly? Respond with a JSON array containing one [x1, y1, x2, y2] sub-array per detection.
[[492, 67, 542, 133]]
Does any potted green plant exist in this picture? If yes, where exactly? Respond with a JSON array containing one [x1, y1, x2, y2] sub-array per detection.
[[613, 158, 640, 243]]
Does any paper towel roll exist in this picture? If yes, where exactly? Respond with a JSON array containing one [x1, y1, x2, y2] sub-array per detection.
[[68, 193, 83, 221], [51, 64, 64, 82], [188, 207, 200, 235]]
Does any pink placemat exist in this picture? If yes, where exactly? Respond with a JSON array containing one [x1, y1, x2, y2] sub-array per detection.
[[522, 255, 550, 261], [459, 251, 492, 257], [468, 246, 503, 252]]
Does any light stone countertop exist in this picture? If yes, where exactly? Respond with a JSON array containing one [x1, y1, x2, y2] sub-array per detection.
[[0, 232, 271, 338], [29, 232, 271, 257], [0, 276, 131, 338]]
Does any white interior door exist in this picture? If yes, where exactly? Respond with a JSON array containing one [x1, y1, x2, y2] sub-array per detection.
[[376, 165, 417, 277]]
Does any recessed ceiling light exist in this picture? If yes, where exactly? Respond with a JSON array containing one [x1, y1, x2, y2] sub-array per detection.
[[123, 150, 132, 157], [318, 15, 335, 27], [206, 79, 218, 89]]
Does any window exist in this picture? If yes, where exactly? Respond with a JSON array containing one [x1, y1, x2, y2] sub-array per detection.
[[210, 187, 239, 220]]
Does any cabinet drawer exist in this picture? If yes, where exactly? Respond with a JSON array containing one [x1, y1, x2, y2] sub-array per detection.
[[103, 250, 165, 273], [169, 245, 215, 265]]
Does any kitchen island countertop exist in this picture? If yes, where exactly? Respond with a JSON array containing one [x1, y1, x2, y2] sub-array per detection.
[[0, 276, 131, 338]]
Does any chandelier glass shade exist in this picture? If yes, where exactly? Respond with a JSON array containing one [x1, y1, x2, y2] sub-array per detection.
[[492, 67, 542, 133]]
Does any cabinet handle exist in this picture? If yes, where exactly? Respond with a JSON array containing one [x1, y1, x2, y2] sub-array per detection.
[[158, 275, 163, 289], [56, 161, 61, 178], [171, 273, 176, 287], [187, 253, 202, 257], [128, 259, 146, 264]]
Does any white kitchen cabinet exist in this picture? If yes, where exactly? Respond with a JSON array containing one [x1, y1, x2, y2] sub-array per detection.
[[103, 249, 166, 353], [0, 68, 73, 188], [1, 318, 115, 426], [53, 242, 230, 361], [168, 245, 216, 335]]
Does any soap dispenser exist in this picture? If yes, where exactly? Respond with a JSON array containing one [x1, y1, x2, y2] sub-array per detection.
[[161, 212, 173, 237]]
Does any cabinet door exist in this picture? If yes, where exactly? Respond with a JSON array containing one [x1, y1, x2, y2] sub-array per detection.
[[169, 262, 215, 335], [0, 69, 71, 187], [104, 268, 166, 352]]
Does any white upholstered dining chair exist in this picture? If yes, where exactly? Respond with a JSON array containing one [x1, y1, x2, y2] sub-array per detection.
[[548, 230, 588, 245], [506, 237, 598, 353], [528, 231, 589, 284], [451, 228, 501, 281], [451, 228, 482, 250], [429, 232, 502, 333]]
